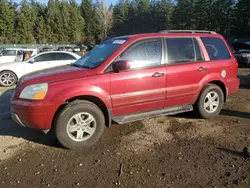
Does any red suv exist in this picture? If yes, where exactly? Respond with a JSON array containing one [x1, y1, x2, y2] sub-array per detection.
[[11, 30, 239, 149]]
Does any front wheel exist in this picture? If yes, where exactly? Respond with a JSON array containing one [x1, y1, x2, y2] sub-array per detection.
[[0, 71, 17, 87], [55, 100, 105, 149], [195, 84, 224, 119]]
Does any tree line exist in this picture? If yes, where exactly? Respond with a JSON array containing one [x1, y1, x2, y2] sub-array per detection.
[[0, 0, 249, 45]]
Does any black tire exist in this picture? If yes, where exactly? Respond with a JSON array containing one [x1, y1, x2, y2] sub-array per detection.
[[0, 71, 17, 87], [195, 84, 224, 119], [55, 100, 105, 149]]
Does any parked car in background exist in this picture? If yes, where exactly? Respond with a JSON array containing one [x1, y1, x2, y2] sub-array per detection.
[[0, 51, 80, 87], [73, 47, 80, 52], [0, 48, 38, 64], [57, 46, 74, 52], [11, 30, 239, 149], [0, 48, 23, 63], [232, 41, 250, 67], [40, 47, 54, 52]]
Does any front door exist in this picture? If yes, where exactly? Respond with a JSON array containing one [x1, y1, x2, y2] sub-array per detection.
[[165, 37, 208, 107], [110, 38, 167, 116], [24, 53, 57, 74]]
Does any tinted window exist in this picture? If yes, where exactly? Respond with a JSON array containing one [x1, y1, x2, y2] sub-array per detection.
[[166, 38, 197, 64], [2, 50, 16, 56], [117, 39, 162, 69], [57, 53, 76, 60], [34, 53, 57, 62], [201, 37, 231, 60]]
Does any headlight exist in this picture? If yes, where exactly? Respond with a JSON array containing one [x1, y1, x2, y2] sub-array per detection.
[[19, 83, 48, 100]]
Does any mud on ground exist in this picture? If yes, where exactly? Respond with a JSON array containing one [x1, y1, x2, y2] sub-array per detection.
[[0, 68, 249, 188]]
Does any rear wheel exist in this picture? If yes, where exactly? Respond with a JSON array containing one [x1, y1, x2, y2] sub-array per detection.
[[55, 100, 105, 149], [0, 71, 17, 87], [195, 84, 224, 119]]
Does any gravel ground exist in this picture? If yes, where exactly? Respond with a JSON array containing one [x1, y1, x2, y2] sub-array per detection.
[[0, 68, 249, 188]]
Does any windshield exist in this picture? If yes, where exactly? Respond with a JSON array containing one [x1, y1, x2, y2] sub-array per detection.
[[74, 38, 128, 68], [1, 50, 16, 56]]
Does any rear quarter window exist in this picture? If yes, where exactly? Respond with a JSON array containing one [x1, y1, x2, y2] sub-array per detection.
[[201, 37, 231, 60]]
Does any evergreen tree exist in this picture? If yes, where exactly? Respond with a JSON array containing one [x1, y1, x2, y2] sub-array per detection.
[[0, 0, 15, 43], [81, 0, 96, 43], [16, 0, 36, 43], [231, 0, 250, 37], [95, 0, 113, 41], [68, 0, 85, 43], [172, 0, 197, 30]]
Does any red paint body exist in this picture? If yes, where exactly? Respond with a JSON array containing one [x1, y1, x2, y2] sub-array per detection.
[[11, 32, 240, 130]]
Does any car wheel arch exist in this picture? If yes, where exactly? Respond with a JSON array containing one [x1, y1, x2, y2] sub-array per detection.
[[0, 70, 18, 78], [52, 95, 111, 131], [196, 80, 227, 104]]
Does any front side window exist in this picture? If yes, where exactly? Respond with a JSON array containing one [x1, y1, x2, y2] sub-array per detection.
[[57, 53, 76, 60], [1, 50, 16, 56], [116, 39, 162, 69], [201, 37, 231, 60], [34, 53, 57, 62], [166, 38, 202, 64]]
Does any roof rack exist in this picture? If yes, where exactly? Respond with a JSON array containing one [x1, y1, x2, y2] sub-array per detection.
[[158, 30, 217, 34]]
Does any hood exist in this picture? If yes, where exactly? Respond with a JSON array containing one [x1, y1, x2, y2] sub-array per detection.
[[19, 64, 89, 86]]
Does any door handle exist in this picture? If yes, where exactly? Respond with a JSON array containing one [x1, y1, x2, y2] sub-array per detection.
[[152, 72, 165, 77], [198, 67, 208, 72]]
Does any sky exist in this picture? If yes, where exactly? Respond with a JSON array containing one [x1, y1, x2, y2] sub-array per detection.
[[13, 0, 117, 7]]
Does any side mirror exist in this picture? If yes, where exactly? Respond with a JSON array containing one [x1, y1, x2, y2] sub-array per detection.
[[112, 60, 130, 73], [29, 58, 35, 64], [0, 54, 2, 57]]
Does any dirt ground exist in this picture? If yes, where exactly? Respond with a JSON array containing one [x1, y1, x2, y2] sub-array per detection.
[[0, 68, 249, 188]]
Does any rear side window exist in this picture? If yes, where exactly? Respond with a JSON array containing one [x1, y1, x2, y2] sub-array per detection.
[[2, 50, 16, 56], [166, 38, 203, 64], [34, 53, 57, 62], [201, 37, 231, 60], [56, 53, 76, 60]]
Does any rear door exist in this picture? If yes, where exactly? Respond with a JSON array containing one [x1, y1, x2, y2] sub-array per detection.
[[200, 37, 233, 78], [165, 37, 208, 107], [110, 38, 167, 116], [55, 52, 78, 66], [0, 50, 17, 63]]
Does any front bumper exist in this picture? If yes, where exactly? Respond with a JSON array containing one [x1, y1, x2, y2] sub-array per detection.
[[11, 111, 26, 127], [11, 100, 57, 130]]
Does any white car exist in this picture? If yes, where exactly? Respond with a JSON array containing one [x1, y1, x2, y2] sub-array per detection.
[[0, 51, 81, 87], [0, 48, 38, 63]]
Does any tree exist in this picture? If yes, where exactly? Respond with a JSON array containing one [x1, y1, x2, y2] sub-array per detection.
[[68, 0, 85, 43], [231, 0, 250, 37], [81, 0, 96, 43], [172, 0, 197, 30], [16, 0, 37, 43], [95, 0, 113, 41], [0, 0, 15, 43]]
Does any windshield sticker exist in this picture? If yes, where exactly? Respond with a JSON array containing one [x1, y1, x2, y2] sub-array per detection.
[[113, 40, 126, 44]]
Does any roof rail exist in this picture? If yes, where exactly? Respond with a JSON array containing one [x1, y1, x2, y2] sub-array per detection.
[[158, 30, 217, 34]]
